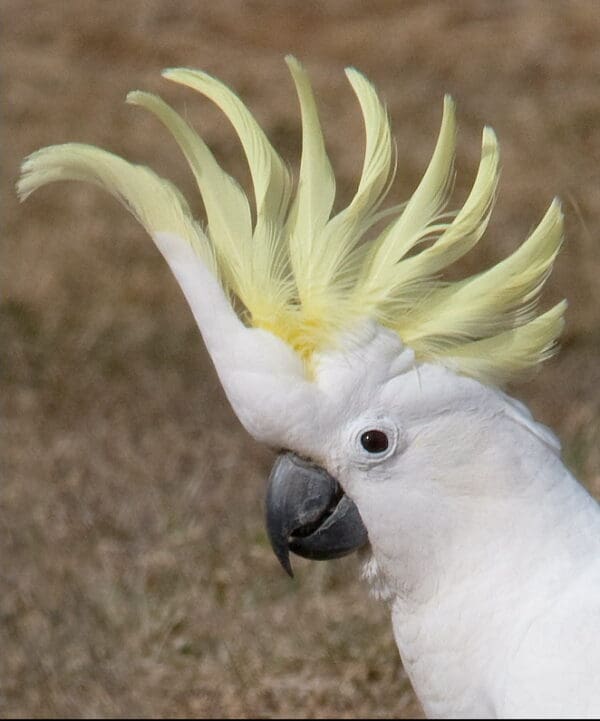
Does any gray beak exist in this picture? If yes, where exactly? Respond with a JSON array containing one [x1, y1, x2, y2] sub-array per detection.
[[265, 452, 368, 577]]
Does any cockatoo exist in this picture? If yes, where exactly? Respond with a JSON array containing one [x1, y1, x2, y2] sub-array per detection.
[[18, 57, 600, 719]]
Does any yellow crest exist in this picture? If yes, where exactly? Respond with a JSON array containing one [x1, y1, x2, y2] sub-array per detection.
[[18, 56, 565, 385]]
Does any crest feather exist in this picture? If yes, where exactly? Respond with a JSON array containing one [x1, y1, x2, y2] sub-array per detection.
[[441, 301, 567, 384], [297, 68, 394, 307], [17, 143, 214, 266], [162, 67, 292, 227], [160, 68, 296, 330], [284, 55, 336, 307], [18, 58, 566, 384], [402, 199, 564, 350], [126, 91, 252, 298], [359, 93, 457, 289]]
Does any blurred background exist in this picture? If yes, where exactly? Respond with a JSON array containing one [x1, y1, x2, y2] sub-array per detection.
[[3, 1, 600, 717]]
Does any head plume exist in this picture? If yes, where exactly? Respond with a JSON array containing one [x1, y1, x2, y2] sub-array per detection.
[[18, 56, 565, 414]]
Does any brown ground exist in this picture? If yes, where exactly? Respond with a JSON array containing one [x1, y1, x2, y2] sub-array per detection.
[[3, 1, 600, 717]]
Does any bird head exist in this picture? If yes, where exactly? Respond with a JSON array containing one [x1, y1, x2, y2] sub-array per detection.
[[18, 57, 565, 580]]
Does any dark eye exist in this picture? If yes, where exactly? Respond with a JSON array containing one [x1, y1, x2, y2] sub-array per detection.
[[360, 430, 389, 454]]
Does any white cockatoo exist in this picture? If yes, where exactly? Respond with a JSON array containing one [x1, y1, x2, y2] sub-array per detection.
[[19, 57, 600, 719]]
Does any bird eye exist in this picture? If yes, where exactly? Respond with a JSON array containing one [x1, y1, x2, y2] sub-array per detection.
[[360, 430, 389, 454]]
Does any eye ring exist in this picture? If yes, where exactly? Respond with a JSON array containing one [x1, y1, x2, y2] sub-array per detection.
[[351, 418, 400, 464], [360, 429, 389, 454]]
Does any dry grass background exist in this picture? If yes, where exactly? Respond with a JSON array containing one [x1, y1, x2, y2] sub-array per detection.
[[3, 1, 600, 717]]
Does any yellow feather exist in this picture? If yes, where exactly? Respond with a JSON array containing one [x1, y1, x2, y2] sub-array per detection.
[[17, 143, 214, 267], [126, 91, 253, 302], [359, 95, 457, 296], [285, 56, 336, 308], [296, 67, 394, 331], [344, 68, 395, 220], [162, 67, 292, 227], [439, 301, 567, 384], [18, 60, 567, 383], [380, 126, 500, 318], [162, 67, 296, 333], [401, 199, 564, 350]]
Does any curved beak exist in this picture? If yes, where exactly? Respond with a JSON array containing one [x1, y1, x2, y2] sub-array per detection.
[[265, 452, 368, 577]]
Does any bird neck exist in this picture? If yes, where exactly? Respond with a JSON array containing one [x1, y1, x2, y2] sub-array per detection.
[[362, 391, 600, 717]]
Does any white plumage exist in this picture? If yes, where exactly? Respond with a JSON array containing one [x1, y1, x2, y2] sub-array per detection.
[[18, 58, 600, 718]]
